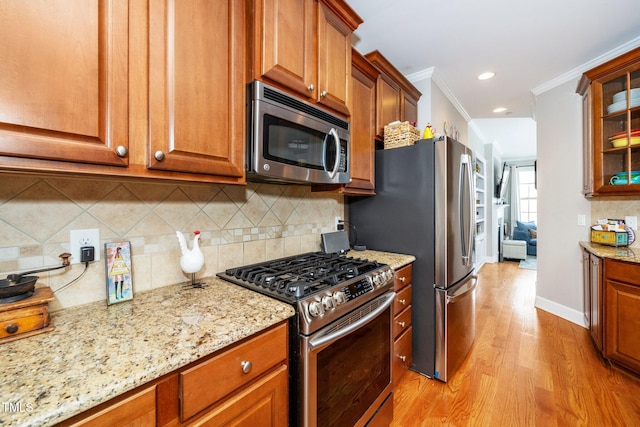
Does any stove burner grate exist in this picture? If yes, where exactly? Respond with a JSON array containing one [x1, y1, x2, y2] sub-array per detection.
[[222, 252, 382, 300]]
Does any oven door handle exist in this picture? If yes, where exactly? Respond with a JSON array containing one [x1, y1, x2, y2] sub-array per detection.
[[308, 292, 396, 350]]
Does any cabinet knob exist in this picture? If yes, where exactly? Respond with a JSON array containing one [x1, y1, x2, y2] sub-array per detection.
[[399, 299, 406, 305], [154, 151, 165, 161], [5, 324, 18, 334], [115, 145, 128, 158], [399, 355, 406, 362], [241, 360, 252, 374], [399, 276, 406, 282], [308, 84, 315, 91], [320, 90, 327, 97], [398, 321, 406, 328]]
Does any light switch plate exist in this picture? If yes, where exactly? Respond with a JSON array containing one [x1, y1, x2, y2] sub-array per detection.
[[578, 214, 586, 226]]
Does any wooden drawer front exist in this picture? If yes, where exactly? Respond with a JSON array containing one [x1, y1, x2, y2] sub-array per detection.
[[392, 327, 412, 388], [393, 307, 411, 340], [66, 385, 156, 427], [187, 365, 288, 427], [393, 284, 412, 315], [605, 259, 640, 286], [0, 306, 47, 339], [180, 323, 287, 421], [394, 264, 412, 291]]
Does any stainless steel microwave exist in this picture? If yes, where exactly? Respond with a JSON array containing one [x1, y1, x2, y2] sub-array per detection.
[[247, 81, 350, 185]]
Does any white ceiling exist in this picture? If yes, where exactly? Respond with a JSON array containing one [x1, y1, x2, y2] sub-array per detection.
[[348, 0, 640, 159]]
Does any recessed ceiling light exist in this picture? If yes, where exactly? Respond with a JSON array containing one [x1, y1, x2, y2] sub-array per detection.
[[493, 107, 508, 113], [477, 72, 495, 80]]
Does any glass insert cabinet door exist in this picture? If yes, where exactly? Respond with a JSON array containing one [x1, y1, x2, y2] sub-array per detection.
[[600, 68, 640, 189], [580, 47, 640, 196]]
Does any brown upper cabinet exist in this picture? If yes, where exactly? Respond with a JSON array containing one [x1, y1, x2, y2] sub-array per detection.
[[251, 0, 362, 117], [578, 46, 640, 196], [344, 49, 379, 195], [0, 1, 130, 168], [364, 51, 422, 140], [0, 0, 245, 184]]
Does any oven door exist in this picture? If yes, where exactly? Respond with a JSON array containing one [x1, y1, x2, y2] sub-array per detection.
[[300, 291, 395, 427]]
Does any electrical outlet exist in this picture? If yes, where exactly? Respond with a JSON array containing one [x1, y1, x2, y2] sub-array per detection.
[[335, 216, 343, 231], [625, 216, 638, 231], [70, 228, 100, 264]]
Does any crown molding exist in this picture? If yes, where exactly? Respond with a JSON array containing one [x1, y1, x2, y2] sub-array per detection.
[[405, 67, 434, 82], [407, 67, 472, 123], [532, 36, 640, 95]]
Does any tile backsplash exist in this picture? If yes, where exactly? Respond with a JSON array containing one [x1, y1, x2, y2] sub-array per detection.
[[0, 175, 344, 310], [591, 198, 640, 248]]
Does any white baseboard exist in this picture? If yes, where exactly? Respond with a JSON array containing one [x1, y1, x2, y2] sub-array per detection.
[[534, 296, 587, 328]]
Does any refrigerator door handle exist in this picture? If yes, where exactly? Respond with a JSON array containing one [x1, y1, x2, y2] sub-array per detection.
[[447, 275, 478, 304], [459, 154, 474, 266]]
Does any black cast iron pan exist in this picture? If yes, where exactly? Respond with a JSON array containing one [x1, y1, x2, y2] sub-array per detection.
[[0, 276, 39, 301], [0, 253, 71, 302]]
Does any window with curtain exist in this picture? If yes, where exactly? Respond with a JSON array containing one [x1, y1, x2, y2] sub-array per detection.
[[518, 166, 537, 223]]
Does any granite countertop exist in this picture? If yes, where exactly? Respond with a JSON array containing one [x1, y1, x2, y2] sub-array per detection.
[[0, 277, 294, 427], [0, 250, 414, 427], [345, 249, 415, 270], [579, 241, 639, 263]]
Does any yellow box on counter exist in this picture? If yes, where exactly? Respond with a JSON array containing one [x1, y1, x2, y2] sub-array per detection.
[[591, 230, 628, 246]]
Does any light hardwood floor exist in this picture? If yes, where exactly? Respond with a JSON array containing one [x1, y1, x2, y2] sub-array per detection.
[[391, 261, 640, 426]]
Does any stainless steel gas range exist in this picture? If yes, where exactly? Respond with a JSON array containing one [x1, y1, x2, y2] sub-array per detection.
[[217, 251, 396, 427]]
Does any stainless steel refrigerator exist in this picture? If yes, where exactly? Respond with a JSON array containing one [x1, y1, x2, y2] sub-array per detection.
[[349, 136, 477, 382]]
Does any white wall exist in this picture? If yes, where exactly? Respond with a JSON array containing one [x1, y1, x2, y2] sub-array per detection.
[[535, 78, 592, 326], [414, 77, 468, 145], [413, 78, 431, 132]]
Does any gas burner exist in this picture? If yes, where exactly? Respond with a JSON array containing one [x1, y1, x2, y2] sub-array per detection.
[[217, 251, 394, 336], [218, 251, 390, 301]]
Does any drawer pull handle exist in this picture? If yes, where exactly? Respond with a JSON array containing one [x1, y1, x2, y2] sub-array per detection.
[[399, 299, 406, 305], [5, 324, 18, 334], [398, 321, 406, 328], [399, 277, 406, 282], [241, 360, 252, 374], [115, 145, 128, 158], [399, 355, 406, 362]]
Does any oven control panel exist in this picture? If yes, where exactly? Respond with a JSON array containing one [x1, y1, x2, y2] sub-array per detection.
[[343, 277, 374, 300], [306, 267, 394, 319]]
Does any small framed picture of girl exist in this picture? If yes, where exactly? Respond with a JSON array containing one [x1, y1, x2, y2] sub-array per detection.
[[105, 241, 133, 305]]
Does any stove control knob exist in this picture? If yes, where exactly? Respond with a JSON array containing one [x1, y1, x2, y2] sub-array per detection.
[[383, 269, 394, 283], [308, 300, 324, 318], [372, 273, 384, 287], [333, 291, 347, 305], [322, 295, 336, 311]]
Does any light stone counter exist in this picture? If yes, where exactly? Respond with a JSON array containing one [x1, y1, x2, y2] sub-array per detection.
[[0, 250, 414, 426], [579, 241, 639, 263], [0, 277, 294, 427], [346, 249, 415, 270]]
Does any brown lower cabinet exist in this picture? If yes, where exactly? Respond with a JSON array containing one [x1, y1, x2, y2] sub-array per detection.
[[63, 386, 156, 427], [60, 322, 288, 427], [392, 263, 413, 387], [604, 259, 640, 375], [582, 248, 603, 351]]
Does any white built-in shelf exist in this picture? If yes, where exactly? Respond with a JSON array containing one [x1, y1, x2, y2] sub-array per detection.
[[474, 156, 486, 237]]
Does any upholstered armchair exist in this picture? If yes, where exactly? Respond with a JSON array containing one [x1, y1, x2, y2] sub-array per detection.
[[512, 221, 537, 256]]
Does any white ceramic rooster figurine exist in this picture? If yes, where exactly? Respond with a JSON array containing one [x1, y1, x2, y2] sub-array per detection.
[[176, 230, 205, 287]]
